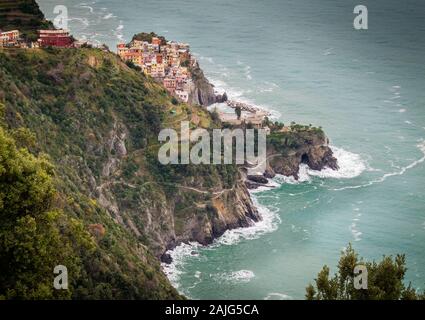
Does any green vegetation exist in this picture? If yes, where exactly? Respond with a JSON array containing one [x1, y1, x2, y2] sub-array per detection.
[[131, 32, 167, 45], [0, 116, 93, 299], [0, 48, 192, 299], [0, 45, 242, 299], [0, 0, 53, 41], [235, 106, 242, 120], [125, 60, 142, 72], [306, 244, 425, 300]]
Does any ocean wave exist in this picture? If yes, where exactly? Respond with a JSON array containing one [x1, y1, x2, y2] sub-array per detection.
[[274, 146, 367, 185], [161, 197, 281, 289], [264, 292, 293, 300], [212, 197, 281, 246], [161, 242, 202, 290], [333, 140, 425, 191], [196, 56, 281, 120], [308, 146, 367, 179], [244, 65, 252, 80], [350, 222, 362, 242], [199, 56, 214, 64], [68, 17, 90, 27], [78, 5, 94, 14], [113, 22, 124, 41], [249, 179, 281, 193], [103, 13, 116, 20], [207, 76, 282, 120], [213, 270, 255, 284]]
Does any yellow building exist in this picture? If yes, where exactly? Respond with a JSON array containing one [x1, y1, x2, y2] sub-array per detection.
[[0, 30, 20, 47]]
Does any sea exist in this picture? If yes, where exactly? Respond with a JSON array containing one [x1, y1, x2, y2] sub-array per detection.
[[38, 0, 425, 299]]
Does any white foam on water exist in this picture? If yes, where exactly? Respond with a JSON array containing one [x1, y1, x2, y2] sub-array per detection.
[[196, 58, 282, 120], [114, 22, 124, 41], [162, 197, 281, 291], [274, 146, 367, 185], [249, 179, 281, 193], [244, 65, 252, 80], [333, 141, 425, 191], [213, 197, 281, 246], [79, 5, 94, 14], [213, 270, 255, 284], [161, 242, 202, 290], [308, 146, 367, 179], [323, 48, 334, 56], [350, 222, 362, 242], [199, 56, 214, 64], [69, 17, 90, 27], [103, 13, 116, 20], [264, 292, 293, 300]]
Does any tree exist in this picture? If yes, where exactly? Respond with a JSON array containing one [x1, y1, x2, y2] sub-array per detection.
[[0, 125, 94, 299], [306, 244, 425, 300], [125, 60, 141, 72], [235, 106, 242, 120]]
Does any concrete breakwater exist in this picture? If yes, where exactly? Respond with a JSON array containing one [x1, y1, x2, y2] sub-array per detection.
[[226, 100, 271, 116]]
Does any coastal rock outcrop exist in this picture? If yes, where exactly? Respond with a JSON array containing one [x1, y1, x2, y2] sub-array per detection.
[[188, 61, 228, 106], [244, 127, 338, 189], [0, 28, 338, 298], [265, 128, 338, 181]]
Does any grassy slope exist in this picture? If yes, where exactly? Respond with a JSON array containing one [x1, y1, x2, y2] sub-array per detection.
[[0, 47, 193, 299], [0, 44, 239, 298]]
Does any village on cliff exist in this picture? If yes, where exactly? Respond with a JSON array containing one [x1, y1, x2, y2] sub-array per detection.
[[0, 28, 270, 129]]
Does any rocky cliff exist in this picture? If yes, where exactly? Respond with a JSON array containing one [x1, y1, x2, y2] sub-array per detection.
[[188, 61, 227, 106], [0, 1, 337, 298], [0, 47, 259, 298], [0, 47, 338, 298], [267, 126, 337, 178], [245, 125, 338, 189], [129, 32, 227, 107]]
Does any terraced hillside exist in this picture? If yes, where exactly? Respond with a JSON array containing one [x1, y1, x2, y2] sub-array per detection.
[[0, 0, 53, 39]]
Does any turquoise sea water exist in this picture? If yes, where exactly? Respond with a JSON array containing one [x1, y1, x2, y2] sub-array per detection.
[[39, 0, 425, 299]]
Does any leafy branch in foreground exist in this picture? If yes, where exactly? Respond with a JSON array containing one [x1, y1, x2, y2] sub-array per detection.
[[306, 244, 425, 300], [0, 117, 94, 299]]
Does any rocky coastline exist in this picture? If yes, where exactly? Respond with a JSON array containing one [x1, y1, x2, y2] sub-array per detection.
[[246, 128, 339, 189], [187, 61, 228, 106], [160, 127, 339, 264]]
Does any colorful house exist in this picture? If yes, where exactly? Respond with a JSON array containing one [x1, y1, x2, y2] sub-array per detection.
[[38, 29, 73, 47], [0, 30, 20, 47]]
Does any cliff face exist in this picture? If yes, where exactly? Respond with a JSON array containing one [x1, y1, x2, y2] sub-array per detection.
[[94, 113, 260, 257], [0, 47, 338, 299], [188, 61, 227, 106], [265, 127, 338, 181], [0, 48, 258, 298]]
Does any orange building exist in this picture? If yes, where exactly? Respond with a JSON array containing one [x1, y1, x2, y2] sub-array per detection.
[[152, 37, 162, 46]]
